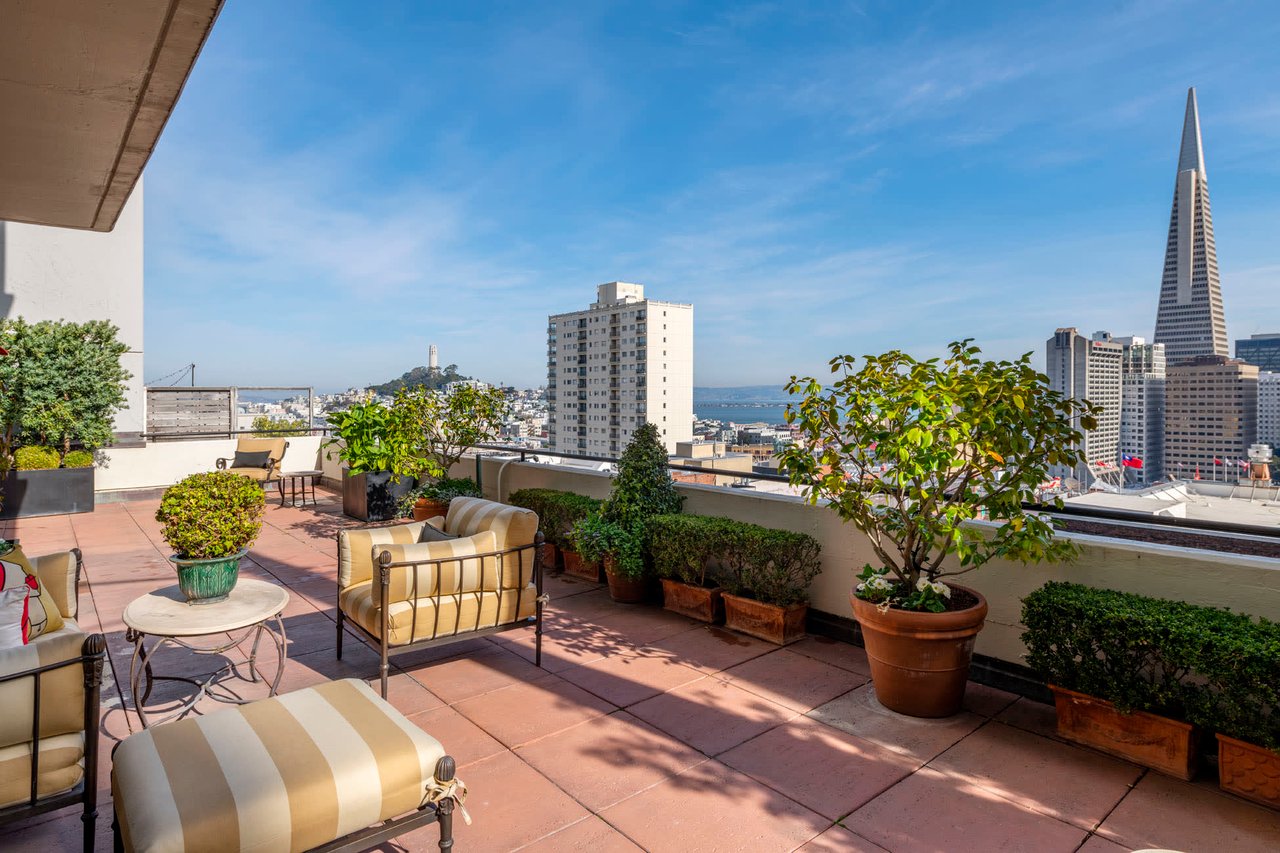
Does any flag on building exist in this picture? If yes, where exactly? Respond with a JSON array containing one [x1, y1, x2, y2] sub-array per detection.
[[1121, 455, 1143, 469], [1213, 457, 1223, 465]]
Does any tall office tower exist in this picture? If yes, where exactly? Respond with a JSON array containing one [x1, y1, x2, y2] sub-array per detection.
[[1046, 329, 1123, 485], [1258, 372, 1280, 454], [547, 282, 693, 455], [1164, 356, 1258, 481], [1153, 88, 1228, 366], [1236, 333, 1280, 372], [1116, 336, 1166, 485], [429, 344, 438, 371]]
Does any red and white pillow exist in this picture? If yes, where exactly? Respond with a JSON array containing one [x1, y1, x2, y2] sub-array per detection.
[[1, 546, 53, 648]]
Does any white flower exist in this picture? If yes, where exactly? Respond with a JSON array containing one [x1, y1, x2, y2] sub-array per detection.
[[916, 578, 952, 598]]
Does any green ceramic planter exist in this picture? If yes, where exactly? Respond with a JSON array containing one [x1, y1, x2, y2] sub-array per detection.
[[169, 549, 247, 605]]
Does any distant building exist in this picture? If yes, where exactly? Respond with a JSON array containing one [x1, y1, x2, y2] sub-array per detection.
[[1164, 355, 1258, 481], [1116, 336, 1166, 485], [1153, 88, 1229, 366], [547, 282, 693, 455], [1258, 372, 1280, 455], [429, 343, 439, 371], [1235, 334, 1280, 372], [1046, 328, 1123, 485], [668, 440, 753, 486]]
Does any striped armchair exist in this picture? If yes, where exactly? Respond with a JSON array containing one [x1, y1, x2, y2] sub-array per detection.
[[336, 497, 545, 697]]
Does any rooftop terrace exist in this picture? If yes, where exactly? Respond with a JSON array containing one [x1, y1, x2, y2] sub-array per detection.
[[3, 491, 1278, 852]]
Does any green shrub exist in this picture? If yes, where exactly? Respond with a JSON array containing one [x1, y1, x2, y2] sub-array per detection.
[[570, 512, 644, 578], [648, 514, 822, 606], [1023, 582, 1280, 749], [63, 449, 95, 468], [14, 445, 60, 470], [509, 488, 602, 549], [155, 472, 266, 559]]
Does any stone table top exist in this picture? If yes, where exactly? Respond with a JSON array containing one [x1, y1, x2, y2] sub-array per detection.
[[123, 579, 289, 637]]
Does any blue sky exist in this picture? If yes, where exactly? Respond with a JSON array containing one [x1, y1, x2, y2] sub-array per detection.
[[144, 1, 1280, 392]]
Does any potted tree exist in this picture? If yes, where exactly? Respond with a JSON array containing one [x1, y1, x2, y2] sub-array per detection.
[[325, 400, 416, 521], [578, 424, 683, 602], [0, 318, 130, 518], [155, 471, 266, 604], [780, 339, 1094, 717]]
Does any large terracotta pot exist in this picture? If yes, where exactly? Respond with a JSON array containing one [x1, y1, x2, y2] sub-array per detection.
[[723, 592, 806, 644], [1050, 685, 1198, 780], [562, 548, 601, 582], [661, 578, 724, 623], [542, 542, 561, 573], [851, 585, 988, 718], [604, 556, 648, 603], [1217, 733, 1280, 809], [412, 498, 449, 522]]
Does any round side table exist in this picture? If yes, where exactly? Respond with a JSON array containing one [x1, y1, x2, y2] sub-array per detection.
[[123, 578, 289, 728]]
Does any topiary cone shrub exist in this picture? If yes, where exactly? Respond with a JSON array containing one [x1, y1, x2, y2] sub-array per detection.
[[156, 472, 266, 559]]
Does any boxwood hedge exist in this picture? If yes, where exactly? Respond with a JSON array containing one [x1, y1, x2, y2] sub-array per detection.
[[1022, 581, 1280, 750], [508, 488, 602, 550]]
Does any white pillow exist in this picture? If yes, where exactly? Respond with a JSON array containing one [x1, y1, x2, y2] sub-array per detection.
[[0, 572, 32, 649]]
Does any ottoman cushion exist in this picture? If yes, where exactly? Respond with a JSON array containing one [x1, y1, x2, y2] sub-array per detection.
[[112, 679, 446, 853]]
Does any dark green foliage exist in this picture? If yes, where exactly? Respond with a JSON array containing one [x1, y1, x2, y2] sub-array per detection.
[[398, 477, 483, 517], [1023, 582, 1280, 749], [62, 449, 95, 468], [324, 400, 415, 476], [0, 317, 131, 456], [601, 423, 683, 527], [369, 363, 470, 395], [570, 513, 644, 578], [648, 514, 822, 606], [508, 488, 602, 549], [14, 445, 61, 470], [251, 415, 310, 437], [155, 472, 266, 559]]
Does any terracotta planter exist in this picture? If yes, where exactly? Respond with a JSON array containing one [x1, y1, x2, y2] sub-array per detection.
[[1049, 685, 1198, 780], [661, 579, 724, 623], [542, 542, 561, 573], [851, 585, 987, 718], [604, 557, 648, 603], [1216, 734, 1280, 808], [562, 548, 601, 582], [412, 498, 450, 522], [722, 592, 807, 645]]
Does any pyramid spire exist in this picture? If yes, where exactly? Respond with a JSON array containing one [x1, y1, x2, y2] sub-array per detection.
[[1177, 87, 1206, 177]]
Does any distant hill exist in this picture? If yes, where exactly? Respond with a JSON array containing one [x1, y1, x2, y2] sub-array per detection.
[[369, 364, 470, 395], [694, 385, 790, 403]]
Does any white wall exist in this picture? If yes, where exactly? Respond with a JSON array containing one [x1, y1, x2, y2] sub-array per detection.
[[96, 435, 325, 492], [1, 182, 145, 436]]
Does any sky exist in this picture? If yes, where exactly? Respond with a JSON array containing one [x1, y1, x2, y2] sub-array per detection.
[[143, 1, 1280, 393]]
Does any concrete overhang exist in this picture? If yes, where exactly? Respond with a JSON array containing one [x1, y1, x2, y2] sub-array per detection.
[[0, 0, 223, 232]]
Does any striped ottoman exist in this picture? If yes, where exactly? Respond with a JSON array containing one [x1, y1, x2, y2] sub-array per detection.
[[111, 679, 464, 853]]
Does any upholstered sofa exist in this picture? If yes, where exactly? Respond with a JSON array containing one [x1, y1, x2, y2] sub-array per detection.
[[0, 547, 107, 852], [336, 497, 545, 697]]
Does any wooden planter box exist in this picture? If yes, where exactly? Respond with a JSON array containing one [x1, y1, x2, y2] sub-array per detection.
[[660, 579, 724, 623], [561, 548, 601, 582], [342, 471, 413, 522], [722, 593, 807, 645], [1217, 734, 1280, 810], [1, 468, 95, 519], [1049, 685, 1199, 780]]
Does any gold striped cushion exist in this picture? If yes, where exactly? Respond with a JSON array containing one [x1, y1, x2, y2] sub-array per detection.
[[373, 531, 499, 601], [337, 522, 427, 588], [0, 620, 86, 749], [340, 585, 537, 646], [443, 498, 539, 589], [29, 550, 78, 620], [0, 732, 84, 809], [112, 679, 447, 853]]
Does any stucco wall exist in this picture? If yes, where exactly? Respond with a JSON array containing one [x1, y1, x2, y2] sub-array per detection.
[[96, 435, 325, 492], [468, 457, 1280, 668], [1, 182, 146, 436]]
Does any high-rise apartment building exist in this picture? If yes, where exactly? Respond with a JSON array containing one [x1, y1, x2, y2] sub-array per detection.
[[1046, 329, 1123, 485], [1236, 334, 1280, 373], [1116, 336, 1166, 485], [1164, 356, 1258, 481], [1257, 372, 1280, 454], [1152, 88, 1229, 366], [547, 282, 693, 455]]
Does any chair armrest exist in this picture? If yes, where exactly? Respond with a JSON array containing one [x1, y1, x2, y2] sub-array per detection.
[[29, 548, 81, 620], [215, 458, 230, 470]]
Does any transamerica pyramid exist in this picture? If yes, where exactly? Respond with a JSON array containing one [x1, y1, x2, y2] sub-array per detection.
[[1152, 87, 1228, 365]]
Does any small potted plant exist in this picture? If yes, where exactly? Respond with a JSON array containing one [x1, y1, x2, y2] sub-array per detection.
[[570, 512, 646, 602], [780, 339, 1094, 717], [155, 471, 266, 604], [399, 477, 482, 521]]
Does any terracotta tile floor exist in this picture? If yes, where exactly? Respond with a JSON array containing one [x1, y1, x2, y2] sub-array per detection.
[[3, 495, 1279, 852]]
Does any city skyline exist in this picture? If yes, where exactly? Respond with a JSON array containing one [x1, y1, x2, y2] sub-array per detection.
[[142, 3, 1280, 389]]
